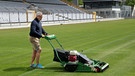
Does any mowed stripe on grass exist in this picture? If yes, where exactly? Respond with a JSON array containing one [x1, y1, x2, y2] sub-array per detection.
[[0, 19, 135, 76]]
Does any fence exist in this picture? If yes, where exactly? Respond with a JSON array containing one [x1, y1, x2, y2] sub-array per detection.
[[0, 7, 96, 27], [0, 8, 27, 23], [0, 7, 127, 28]]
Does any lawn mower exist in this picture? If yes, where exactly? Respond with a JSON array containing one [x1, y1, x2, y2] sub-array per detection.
[[44, 34, 109, 72]]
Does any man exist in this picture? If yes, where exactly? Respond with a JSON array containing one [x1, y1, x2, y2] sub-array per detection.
[[29, 11, 48, 68]]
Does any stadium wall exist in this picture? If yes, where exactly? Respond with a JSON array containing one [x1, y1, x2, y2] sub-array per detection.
[[0, 0, 124, 29]]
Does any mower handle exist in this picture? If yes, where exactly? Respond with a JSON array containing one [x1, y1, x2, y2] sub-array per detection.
[[45, 34, 56, 40], [44, 34, 64, 50]]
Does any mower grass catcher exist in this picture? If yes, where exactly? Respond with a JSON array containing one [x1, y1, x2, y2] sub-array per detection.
[[45, 34, 109, 72]]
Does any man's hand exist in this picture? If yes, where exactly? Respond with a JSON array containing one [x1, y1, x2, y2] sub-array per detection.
[[42, 34, 45, 38]]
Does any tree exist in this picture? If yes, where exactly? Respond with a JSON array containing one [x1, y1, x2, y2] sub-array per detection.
[[67, 0, 83, 5], [125, 0, 135, 8], [79, 0, 83, 5]]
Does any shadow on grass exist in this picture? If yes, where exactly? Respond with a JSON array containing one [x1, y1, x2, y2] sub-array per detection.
[[43, 67, 96, 73], [3, 66, 63, 72], [3, 67, 35, 72], [3, 66, 99, 73], [42, 66, 65, 72], [3, 66, 64, 72]]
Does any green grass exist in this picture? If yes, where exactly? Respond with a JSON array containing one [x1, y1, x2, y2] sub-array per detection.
[[0, 19, 135, 76]]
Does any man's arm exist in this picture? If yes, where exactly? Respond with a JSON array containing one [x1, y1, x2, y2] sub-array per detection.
[[31, 22, 42, 38], [42, 27, 48, 35]]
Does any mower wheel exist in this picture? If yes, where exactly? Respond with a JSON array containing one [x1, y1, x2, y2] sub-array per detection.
[[64, 64, 78, 72]]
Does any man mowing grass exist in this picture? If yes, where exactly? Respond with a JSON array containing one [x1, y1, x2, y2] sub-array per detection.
[[29, 11, 48, 69]]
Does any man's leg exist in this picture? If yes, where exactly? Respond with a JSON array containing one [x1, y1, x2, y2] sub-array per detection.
[[31, 50, 36, 65], [29, 36, 44, 68], [36, 49, 44, 68], [36, 49, 41, 64]]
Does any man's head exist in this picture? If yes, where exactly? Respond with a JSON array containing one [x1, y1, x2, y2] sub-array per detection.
[[36, 11, 43, 21]]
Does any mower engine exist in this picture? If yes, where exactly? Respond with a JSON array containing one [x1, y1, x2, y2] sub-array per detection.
[[68, 50, 78, 63]]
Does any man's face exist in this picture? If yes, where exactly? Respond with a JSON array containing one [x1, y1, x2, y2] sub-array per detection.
[[37, 14, 43, 21]]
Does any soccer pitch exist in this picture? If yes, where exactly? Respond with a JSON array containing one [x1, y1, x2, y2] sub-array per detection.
[[0, 19, 135, 76]]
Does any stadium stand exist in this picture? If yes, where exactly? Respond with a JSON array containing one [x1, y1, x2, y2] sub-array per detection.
[[0, 1, 29, 23], [0, 0, 125, 29], [0, 1, 28, 8], [26, 0, 94, 21], [0, 0, 94, 23], [26, 0, 66, 5], [25, 0, 83, 13]]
